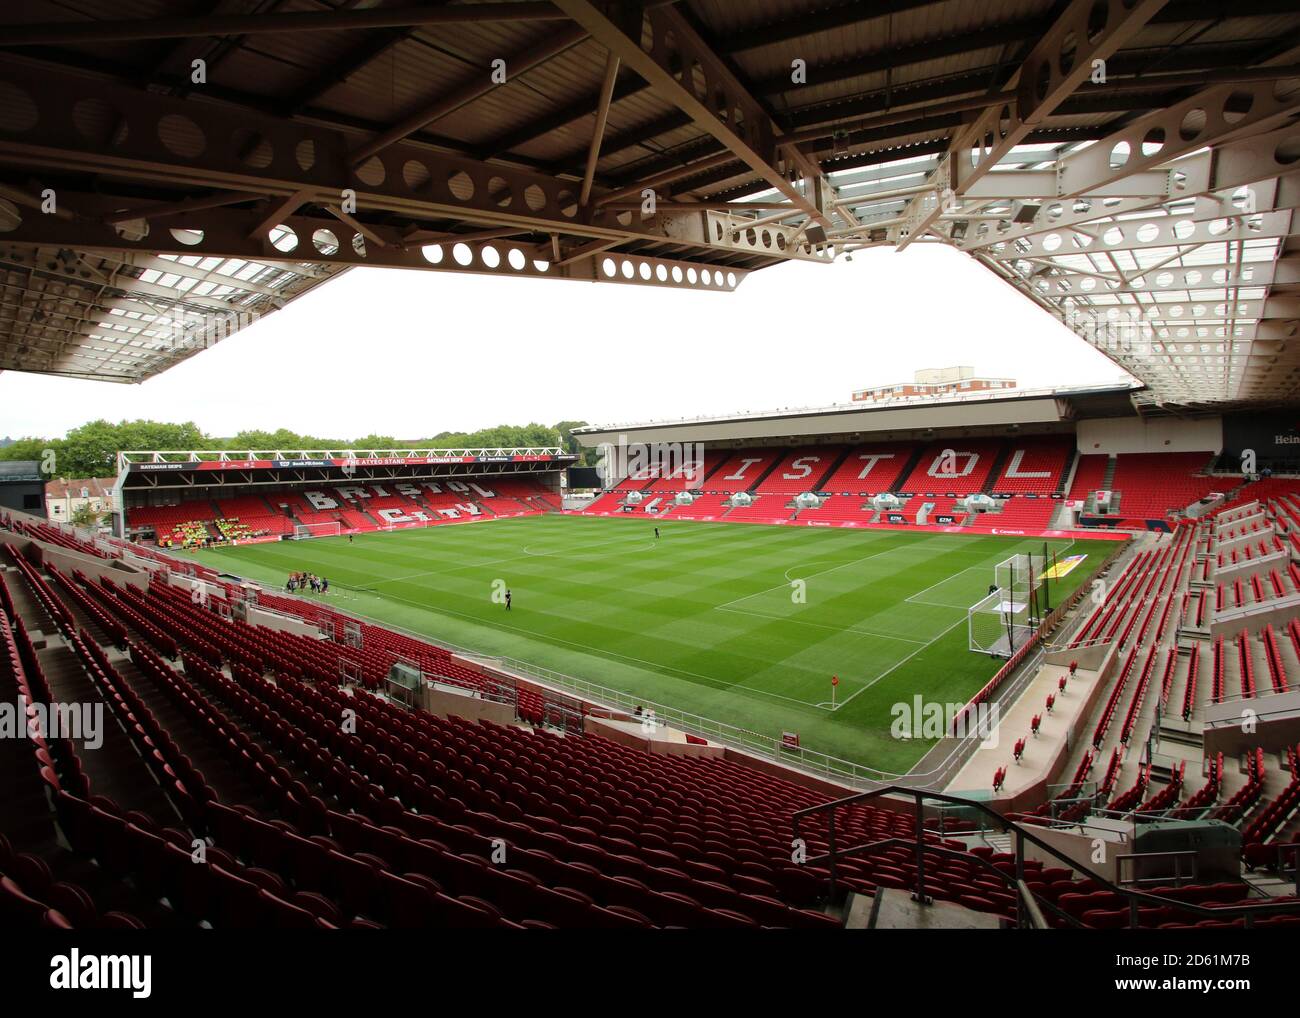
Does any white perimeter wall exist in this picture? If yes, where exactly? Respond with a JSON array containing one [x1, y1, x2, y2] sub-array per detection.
[[1076, 416, 1222, 455]]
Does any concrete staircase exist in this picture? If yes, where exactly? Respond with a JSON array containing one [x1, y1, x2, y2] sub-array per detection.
[[1082, 455, 1119, 514], [844, 888, 1003, 929]]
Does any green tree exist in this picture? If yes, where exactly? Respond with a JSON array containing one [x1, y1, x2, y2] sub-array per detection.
[[0, 420, 206, 476], [553, 420, 598, 462], [225, 429, 283, 450], [0, 417, 598, 472], [351, 434, 398, 449], [420, 422, 563, 448], [0, 436, 58, 465], [222, 428, 345, 450], [69, 503, 104, 529]]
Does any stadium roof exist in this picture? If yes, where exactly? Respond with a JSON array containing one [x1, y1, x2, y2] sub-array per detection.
[[0, 0, 1298, 408], [572, 380, 1140, 445]]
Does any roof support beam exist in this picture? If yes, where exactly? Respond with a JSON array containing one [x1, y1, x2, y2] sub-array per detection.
[[0, 60, 802, 263], [476, 74, 648, 161], [581, 52, 621, 207], [954, 110, 1300, 252], [1046, 259, 1292, 293], [725, 0, 944, 53], [477, 13, 1044, 159], [551, 237, 622, 267], [101, 190, 264, 225], [752, 15, 1055, 98], [551, 1, 831, 227], [398, 225, 533, 246], [989, 209, 1294, 259], [784, 92, 1019, 149], [596, 151, 742, 206], [0, 208, 759, 289], [0, 4, 570, 46], [1056, 79, 1300, 197], [246, 189, 313, 241], [600, 200, 797, 213], [895, 0, 1170, 250], [349, 25, 589, 168], [326, 205, 388, 249], [278, 27, 416, 117]]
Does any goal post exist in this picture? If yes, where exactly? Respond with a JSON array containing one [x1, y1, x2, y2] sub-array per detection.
[[995, 551, 1047, 609], [969, 551, 1049, 657], [968, 589, 1036, 657], [293, 521, 342, 540]]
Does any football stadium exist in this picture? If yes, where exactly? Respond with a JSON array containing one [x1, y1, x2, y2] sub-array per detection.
[[2, 0, 1300, 974]]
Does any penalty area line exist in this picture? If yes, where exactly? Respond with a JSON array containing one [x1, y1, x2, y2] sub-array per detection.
[[832, 614, 968, 711]]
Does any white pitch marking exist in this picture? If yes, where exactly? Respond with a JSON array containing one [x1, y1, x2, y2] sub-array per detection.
[[832, 614, 970, 710], [332, 586, 830, 710], [903, 565, 985, 606], [714, 604, 931, 645], [715, 540, 925, 612], [370, 530, 664, 587]]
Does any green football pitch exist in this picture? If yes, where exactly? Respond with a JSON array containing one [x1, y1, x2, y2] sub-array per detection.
[[182, 515, 1114, 773]]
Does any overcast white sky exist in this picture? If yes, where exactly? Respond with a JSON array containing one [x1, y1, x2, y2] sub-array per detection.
[[0, 242, 1132, 441]]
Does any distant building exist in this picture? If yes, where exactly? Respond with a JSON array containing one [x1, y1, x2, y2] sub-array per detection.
[[852, 366, 1016, 403], [45, 477, 116, 524], [0, 461, 45, 515]]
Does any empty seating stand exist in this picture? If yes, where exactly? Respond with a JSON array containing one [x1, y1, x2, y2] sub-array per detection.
[[124, 476, 557, 547], [579, 442, 1275, 535], [1107, 452, 1220, 520], [11, 473, 1300, 931]]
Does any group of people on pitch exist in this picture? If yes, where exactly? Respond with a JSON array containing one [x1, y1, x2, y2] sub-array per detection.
[[287, 571, 329, 594]]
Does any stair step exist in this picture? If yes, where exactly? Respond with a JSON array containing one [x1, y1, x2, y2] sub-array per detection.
[[841, 890, 872, 929], [984, 833, 1013, 854], [982, 444, 1012, 495], [870, 887, 1003, 929]]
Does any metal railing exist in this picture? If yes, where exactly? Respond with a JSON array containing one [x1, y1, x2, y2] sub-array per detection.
[[792, 785, 1300, 929], [241, 584, 1029, 790], [485, 656, 900, 785], [1117, 849, 1199, 888], [424, 647, 1060, 792], [1278, 842, 1300, 896], [116, 447, 566, 470]]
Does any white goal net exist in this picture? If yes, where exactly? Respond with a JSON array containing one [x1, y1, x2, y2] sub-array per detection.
[[294, 521, 342, 540], [969, 551, 1048, 657]]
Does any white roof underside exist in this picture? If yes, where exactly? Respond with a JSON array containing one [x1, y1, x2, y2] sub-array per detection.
[[0, 233, 341, 383]]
